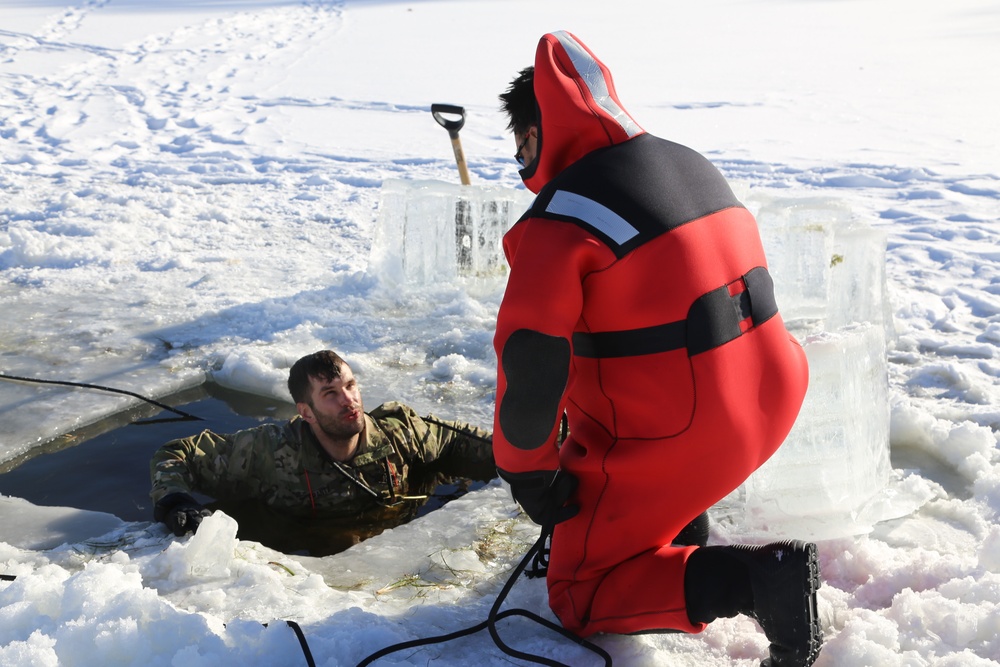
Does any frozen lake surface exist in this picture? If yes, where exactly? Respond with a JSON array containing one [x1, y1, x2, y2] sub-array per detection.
[[2, 1, 999, 665]]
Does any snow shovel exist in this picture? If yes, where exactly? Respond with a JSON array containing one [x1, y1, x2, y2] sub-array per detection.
[[365, 104, 531, 281], [431, 103, 472, 185]]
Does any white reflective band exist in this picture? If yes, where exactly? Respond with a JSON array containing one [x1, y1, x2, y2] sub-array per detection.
[[552, 31, 641, 138], [546, 190, 639, 245]]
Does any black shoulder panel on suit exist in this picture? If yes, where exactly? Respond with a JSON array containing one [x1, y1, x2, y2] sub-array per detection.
[[524, 134, 744, 258]]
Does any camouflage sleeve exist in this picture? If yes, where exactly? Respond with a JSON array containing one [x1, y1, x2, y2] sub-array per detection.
[[149, 425, 281, 504], [371, 402, 496, 480]]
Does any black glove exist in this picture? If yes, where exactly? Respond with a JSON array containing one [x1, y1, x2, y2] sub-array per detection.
[[499, 469, 579, 526], [153, 492, 213, 536]]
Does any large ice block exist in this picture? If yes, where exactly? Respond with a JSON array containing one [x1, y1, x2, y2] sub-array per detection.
[[370, 179, 533, 284], [724, 193, 896, 538], [733, 323, 892, 539]]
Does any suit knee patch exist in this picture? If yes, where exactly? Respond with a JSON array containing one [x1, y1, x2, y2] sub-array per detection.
[[499, 329, 571, 450]]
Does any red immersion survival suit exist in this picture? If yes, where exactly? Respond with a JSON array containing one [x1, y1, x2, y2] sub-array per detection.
[[492, 31, 809, 636]]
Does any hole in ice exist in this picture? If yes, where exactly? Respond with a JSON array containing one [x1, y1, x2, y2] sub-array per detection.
[[0, 382, 488, 556]]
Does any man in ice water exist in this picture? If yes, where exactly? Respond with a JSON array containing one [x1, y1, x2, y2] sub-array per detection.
[[492, 31, 821, 666], [150, 350, 495, 554]]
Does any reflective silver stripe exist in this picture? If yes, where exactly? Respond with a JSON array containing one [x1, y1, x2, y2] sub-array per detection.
[[546, 190, 638, 245], [552, 31, 642, 138]]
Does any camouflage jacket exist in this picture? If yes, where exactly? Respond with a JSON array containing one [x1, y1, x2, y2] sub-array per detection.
[[149, 401, 494, 520]]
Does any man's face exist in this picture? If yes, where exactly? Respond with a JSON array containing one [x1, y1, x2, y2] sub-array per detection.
[[300, 364, 365, 441], [514, 126, 538, 169]]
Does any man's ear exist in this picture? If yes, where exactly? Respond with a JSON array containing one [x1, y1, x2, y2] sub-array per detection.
[[297, 402, 316, 424]]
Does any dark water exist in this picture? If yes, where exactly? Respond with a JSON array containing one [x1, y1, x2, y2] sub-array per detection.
[[0, 383, 487, 556], [0, 383, 298, 521]]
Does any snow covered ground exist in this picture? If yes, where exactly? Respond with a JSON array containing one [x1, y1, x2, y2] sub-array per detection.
[[1, 0, 999, 665]]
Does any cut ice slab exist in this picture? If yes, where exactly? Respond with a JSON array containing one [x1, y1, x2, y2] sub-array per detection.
[[370, 179, 534, 284], [753, 194, 842, 324], [749, 191, 891, 333], [0, 495, 124, 550], [721, 322, 900, 540], [0, 363, 205, 467]]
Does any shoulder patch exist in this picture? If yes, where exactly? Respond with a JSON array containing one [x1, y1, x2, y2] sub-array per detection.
[[545, 190, 639, 245]]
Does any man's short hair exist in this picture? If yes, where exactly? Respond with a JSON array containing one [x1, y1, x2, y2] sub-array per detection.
[[288, 350, 347, 404], [499, 66, 537, 135]]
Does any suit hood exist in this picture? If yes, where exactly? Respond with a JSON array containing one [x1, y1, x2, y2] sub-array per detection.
[[520, 31, 645, 193]]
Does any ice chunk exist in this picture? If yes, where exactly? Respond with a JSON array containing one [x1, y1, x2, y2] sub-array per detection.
[[0, 495, 124, 550], [753, 196, 842, 325], [145, 512, 239, 590], [713, 193, 898, 539], [174, 511, 240, 578], [750, 192, 891, 335], [0, 364, 204, 467], [728, 323, 892, 539], [370, 179, 533, 284], [294, 481, 533, 595], [826, 221, 893, 335]]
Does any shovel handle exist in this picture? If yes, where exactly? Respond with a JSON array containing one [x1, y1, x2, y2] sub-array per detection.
[[449, 136, 472, 185], [431, 103, 466, 139], [432, 103, 471, 185]]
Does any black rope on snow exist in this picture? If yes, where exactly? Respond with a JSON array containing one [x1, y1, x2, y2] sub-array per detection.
[[524, 530, 551, 579], [258, 621, 316, 667], [355, 523, 612, 667], [285, 621, 317, 667], [0, 372, 203, 422]]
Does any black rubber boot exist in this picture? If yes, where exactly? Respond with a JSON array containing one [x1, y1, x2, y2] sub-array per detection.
[[672, 511, 710, 547], [684, 545, 754, 624], [685, 541, 822, 666], [728, 541, 822, 667]]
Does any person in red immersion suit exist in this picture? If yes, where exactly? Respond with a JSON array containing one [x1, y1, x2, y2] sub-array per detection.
[[493, 31, 823, 666]]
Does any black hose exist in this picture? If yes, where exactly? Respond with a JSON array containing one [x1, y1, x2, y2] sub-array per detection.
[[285, 620, 317, 667], [0, 372, 202, 422]]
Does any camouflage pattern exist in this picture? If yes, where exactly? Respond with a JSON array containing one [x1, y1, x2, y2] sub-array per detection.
[[150, 401, 494, 520]]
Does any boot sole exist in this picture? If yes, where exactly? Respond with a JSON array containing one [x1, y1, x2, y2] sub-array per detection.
[[757, 540, 822, 667]]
